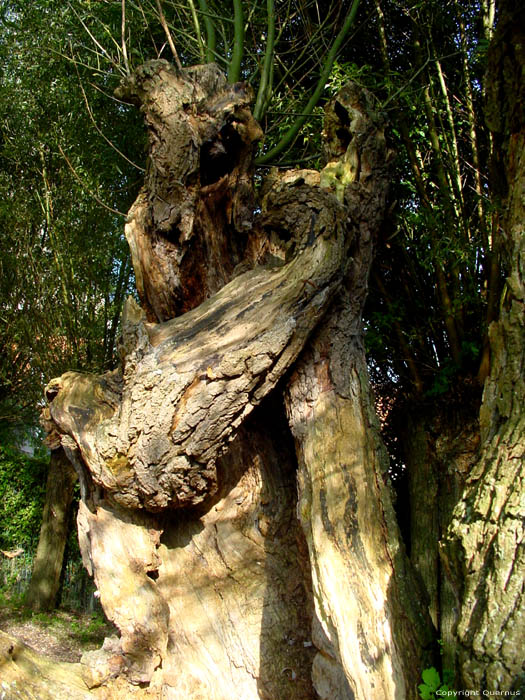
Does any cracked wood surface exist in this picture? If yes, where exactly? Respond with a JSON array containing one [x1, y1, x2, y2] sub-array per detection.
[[37, 65, 434, 699], [44, 178, 347, 512], [116, 61, 264, 322]]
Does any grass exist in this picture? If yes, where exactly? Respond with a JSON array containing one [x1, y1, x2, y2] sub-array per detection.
[[0, 589, 117, 661]]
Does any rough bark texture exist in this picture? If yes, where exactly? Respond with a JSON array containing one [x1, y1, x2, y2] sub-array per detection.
[[442, 1, 525, 691], [286, 351, 434, 700], [36, 62, 433, 698], [284, 86, 434, 698], [25, 447, 78, 612], [401, 399, 479, 673], [114, 61, 264, 322], [43, 176, 347, 513]]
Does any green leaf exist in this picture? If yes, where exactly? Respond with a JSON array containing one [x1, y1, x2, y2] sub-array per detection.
[[421, 667, 441, 692], [418, 683, 434, 700]]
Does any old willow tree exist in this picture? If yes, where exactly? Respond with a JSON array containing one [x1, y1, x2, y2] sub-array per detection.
[[41, 48, 435, 700], [2, 0, 523, 698]]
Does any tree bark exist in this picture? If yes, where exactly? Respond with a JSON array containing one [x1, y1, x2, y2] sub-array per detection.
[[25, 447, 77, 612], [284, 84, 434, 699], [401, 399, 479, 674], [39, 61, 433, 698], [442, 1, 525, 691]]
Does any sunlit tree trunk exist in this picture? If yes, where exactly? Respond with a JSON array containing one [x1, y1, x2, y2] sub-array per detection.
[[35, 61, 433, 699]]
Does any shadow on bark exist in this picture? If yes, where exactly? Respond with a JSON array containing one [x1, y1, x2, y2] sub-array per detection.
[[33, 61, 436, 699]]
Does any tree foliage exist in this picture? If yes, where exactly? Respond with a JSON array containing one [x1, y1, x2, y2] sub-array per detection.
[[0, 0, 141, 428], [361, 0, 498, 403], [0, 444, 48, 551]]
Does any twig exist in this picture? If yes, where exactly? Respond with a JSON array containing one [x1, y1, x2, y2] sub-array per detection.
[[68, 2, 125, 75], [122, 0, 131, 75], [57, 144, 127, 218], [197, 0, 217, 63], [72, 56, 145, 172], [254, 0, 275, 121], [256, 0, 361, 164], [227, 0, 244, 82], [155, 0, 183, 72]]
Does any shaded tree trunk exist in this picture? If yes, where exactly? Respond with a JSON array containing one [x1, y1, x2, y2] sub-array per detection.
[[38, 61, 433, 698], [401, 398, 480, 674], [25, 447, 77, 612], [442, 0, 525, 690]]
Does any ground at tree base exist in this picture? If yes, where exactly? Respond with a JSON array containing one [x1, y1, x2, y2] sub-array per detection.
[[0, 598, 115, 663]]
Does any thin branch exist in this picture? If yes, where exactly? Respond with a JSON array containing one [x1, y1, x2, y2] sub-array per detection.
[[47, 48, 108, 77], [187, 0, 205, 62], [258, 152, 321, 168], [155, 0, 183, 71], [256, 0, 361, 164], [227, 0, 244, 82], [72, 60, 145, 172], [266, 7, 334, 96], [122, 0, 131, 75], [68, 3, 125, 75], [381, 58, 430, 110], [57, 144, 127, 218], [253, 0, 275, 121], [87, 80, 135, 105], [197, 0, 217, 63], [265, 111, 323, 117], [373, 0, 390, 70]]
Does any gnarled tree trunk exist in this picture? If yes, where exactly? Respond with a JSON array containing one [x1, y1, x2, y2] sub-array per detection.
[[39, 61, 433, 699]]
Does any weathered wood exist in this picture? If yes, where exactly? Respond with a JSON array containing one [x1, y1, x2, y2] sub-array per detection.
[[69, 399, 315, 698], [115, 61, 264, 322], [44, 179, 347, 512], [0, 631, 93, 699], [41, 66, 433, 699], [284, 83, 434, 700]]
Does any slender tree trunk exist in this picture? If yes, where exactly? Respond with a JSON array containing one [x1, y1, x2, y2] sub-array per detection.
[[442, 1, 525, 690], [25, 447, 77, 612]]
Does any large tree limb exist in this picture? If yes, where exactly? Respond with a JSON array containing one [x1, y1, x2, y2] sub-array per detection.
[[44, 176, 348, 512]]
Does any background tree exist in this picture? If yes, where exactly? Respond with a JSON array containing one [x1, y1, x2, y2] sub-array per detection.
[[0, 0, 139, 428], [443, 0, 524, 688], [0, 0, 139, 609]]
